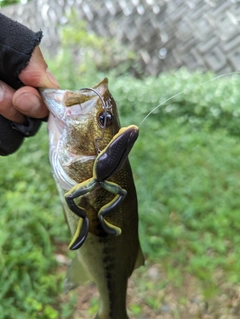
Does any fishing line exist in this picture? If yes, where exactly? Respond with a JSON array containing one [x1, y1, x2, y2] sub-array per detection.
[[79, 87, 107, 153], [138, 71, 240, 127]]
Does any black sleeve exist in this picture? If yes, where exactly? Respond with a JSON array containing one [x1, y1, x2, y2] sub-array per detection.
[[0, 13, 43, 156]]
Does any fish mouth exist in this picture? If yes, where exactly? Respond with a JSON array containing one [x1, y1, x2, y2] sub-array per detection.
[[39, 89, 99, 120], [39, 88, 66, 120], [39, 78, 110, 123]]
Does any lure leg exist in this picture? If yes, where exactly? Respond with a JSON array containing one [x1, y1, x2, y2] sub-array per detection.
[[68, 217, 89, 250], [99, 181, 127, 236], [65, 178, 97, 249], [65, 178, 97, 218]]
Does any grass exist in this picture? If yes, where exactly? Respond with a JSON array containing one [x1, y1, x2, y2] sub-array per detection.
[[2, 69, 240, 318], [133, 118, 240, 286], [0, 124, 71, 318]]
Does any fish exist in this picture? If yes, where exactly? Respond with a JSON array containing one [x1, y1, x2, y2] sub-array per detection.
[[40, 78, 144, 319]]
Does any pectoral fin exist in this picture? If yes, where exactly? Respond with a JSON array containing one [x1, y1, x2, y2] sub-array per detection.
[[64, 255, 92, 293]]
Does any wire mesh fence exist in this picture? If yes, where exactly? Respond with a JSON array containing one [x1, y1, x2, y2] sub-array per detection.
[[2, 0, 240, 75]]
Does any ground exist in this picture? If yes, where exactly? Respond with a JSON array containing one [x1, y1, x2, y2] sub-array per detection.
[[56, 251, 240, 319]]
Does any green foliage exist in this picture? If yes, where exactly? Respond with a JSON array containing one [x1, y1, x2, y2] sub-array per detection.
[[111, 69, 240, 136], [131, 118, 240, 291], [0, 125, 72, 319], [47, 11, 139, 87], [0, 0, 19, 6], [0, 0, 30, 6]]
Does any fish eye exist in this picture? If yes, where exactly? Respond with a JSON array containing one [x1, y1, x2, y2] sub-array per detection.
[[98, 111, 113, 128]]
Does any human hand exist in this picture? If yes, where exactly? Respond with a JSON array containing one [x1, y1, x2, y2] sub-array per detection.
[[0, 46, 59, 124]]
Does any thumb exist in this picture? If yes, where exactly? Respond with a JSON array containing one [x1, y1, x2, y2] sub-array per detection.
[[18, 46, 59, 88]]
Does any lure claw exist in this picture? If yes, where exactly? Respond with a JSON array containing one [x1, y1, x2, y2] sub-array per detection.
[[98, 215, 122, 236], [98, 187, 126, 236], [69, 217, 89, 250]]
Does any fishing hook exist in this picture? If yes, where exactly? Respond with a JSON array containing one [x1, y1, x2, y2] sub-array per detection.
[[79, 87, 108, 154]]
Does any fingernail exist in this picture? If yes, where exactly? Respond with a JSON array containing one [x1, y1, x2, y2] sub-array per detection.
[[46, 68, 59, 88]]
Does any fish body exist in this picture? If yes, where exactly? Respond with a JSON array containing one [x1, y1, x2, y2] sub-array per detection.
[[40, 79, 144, 319]]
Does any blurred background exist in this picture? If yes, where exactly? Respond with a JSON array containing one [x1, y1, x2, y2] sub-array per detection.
[[2, 0, 240, 75], [1, 0, 240, 318]]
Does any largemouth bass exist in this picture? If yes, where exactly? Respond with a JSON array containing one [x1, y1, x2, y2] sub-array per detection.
[[40, 79, 144, 319]]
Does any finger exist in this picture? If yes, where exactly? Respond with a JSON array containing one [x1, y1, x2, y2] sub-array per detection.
[[0, 81, 26, 123], [18, 46, 59, 88], [13, 86, 49, 119]]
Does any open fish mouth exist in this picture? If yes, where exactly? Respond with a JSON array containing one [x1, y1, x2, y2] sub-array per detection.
[[39, 88, 99, 121]]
